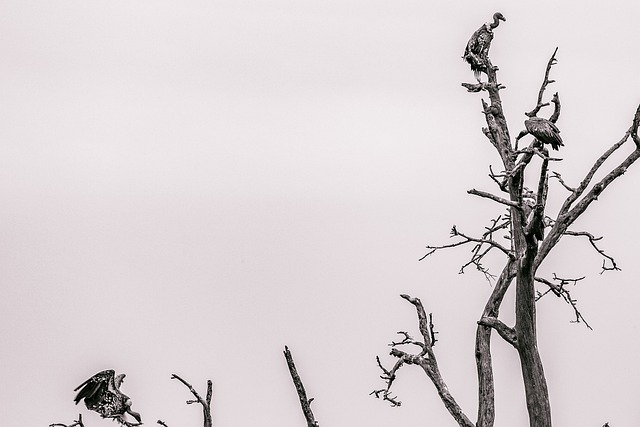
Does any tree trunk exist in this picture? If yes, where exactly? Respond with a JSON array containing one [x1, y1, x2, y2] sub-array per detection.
[[515, 230, 552, 427]]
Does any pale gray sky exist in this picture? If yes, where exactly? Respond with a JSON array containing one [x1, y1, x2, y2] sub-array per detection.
[[1, 1, 639, 426]]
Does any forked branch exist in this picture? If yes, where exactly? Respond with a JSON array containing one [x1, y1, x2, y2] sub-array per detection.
[[420, 217, 512, 281], [50, 414, 84, 427], [171, 374, 213, 427], [373, 294, 475, 427], [535, 275, 592, 329], [526, 48, 559, 117], [563, 230, 620, 272]]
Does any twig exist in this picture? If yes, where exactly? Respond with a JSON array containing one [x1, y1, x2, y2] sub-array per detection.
[[50, 414, 84, 427], [420, 218, 512, 282], [389, 331, 425, 349], [371, 356, 405, 407], [563, 230, 620, 272], [535, 275, 592, 329], [157, 421, 170, 427], [550, 171, 575, 192]]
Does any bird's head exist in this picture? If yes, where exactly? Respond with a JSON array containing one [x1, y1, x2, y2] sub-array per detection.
[[494, 12, 506, 22], [125, 399, 142, 423]]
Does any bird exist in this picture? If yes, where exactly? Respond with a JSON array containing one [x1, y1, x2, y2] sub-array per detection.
[[524, 117, 564, 150], [463, 12, 506, 82], [74, 370, 142, 426], [522, 188, 545, 241]]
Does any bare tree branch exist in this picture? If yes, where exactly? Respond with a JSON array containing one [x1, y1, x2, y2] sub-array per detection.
[[374, 294, 475, 427], [526, 47, 559, 118], [420, 218, 512, 282], [468, 188, 520, 208], [563, 230, 620, 272], [50, 414, 84, 427], [171, 374, 213, 427], [535, 275, 592, 330], [371, 356, 405, 407], [284, 346, 320, 427], [632, 103, 640, 148], [550, 171, 575, 192]]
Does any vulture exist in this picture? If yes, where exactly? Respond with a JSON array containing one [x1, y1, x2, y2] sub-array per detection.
[[74, 370, 142, 426], [522, 188, 544, 241], [463, 12, 506, 82], [524, 117, 564, 150]]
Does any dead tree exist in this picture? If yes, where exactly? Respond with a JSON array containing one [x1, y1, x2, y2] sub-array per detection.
[[374, 12, 640, 427]]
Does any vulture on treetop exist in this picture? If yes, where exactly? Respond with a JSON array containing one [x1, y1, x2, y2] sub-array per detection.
[[74, 370, 142, 426], [463, 12, 506, 82], [524, 117, 564, 150]]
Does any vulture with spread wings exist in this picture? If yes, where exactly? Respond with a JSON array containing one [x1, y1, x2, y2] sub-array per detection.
[[74, 370, 142, 426]]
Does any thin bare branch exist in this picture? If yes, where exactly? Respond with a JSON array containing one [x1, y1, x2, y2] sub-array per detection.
[[284, 346, 320, 427], [549, 92, 561, 123], [453, 224, 513, 259], [563, 230, 620, 272], [421, 218, 512, 283], [157, 421, 170, 427], [535, 275, 592, 329], [371, 355, 405, 407], [468, 188, 520, 208], [632, 103, 640, 147], [526, 47, 559, 118], [389, 331, 425, 349], [50, 414, 84, 427], [550, 171, 575, 192], [171, 374, 213, 427]]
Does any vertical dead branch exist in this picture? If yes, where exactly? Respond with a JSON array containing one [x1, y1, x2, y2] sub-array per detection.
[[284, 346, 320, 427]]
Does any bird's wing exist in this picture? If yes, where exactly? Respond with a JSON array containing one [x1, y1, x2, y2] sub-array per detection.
[[74, 370, 115, 404], [548, 121, 561, 133]]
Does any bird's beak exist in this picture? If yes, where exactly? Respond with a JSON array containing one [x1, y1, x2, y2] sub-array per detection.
[[127, 408, 142, 423]]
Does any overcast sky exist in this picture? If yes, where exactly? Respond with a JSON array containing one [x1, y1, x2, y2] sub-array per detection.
[[1, 1, 639, 426]]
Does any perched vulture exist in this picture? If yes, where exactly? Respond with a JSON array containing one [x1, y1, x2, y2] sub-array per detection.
[[463, 12, 506, 81], [524, 117, 564, 150], [74, 370, 142, 426]]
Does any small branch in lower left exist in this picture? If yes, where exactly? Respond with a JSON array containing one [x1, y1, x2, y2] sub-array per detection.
[[49, 414, 84, 427]]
